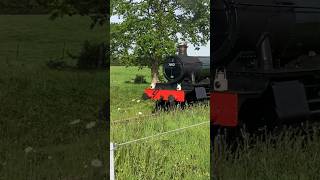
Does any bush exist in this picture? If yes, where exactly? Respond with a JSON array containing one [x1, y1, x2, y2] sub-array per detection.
[[46, 58, 68, 70], [134, 75, 147, 84], [69, 40, 107, 69]]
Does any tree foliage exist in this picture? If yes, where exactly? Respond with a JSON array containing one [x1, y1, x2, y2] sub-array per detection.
[[111, 0, 210, 82], [37, 0, 108, 28], [0, 0, 49, 14]]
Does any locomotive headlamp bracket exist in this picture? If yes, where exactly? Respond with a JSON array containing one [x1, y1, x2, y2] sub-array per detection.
[[176, 84, 182, 91], [214, 68, 228, 91]]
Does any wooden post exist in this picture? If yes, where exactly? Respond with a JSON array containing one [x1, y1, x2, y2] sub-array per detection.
[[98, 43, 104, 68], [62, 42, 66, 59], [16, 43, 20, 61], [110, 143, 115, 180]]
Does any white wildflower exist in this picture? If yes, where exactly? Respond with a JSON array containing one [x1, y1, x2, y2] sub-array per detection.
[[24, 146, 33, 154], [132, 99, 136, 101], [86, 121, 96, 129], [91, 159, 102, 167], [136, 100, 140, 103], [138, 112, 143, 115], [117, 108, 121, 111], [69, 119, 81, 125]]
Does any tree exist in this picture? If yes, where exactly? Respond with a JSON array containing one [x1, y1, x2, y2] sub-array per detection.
[[0, 0, 49, 14], [111, 0, 210, 84], [37, 0, 108, 28]]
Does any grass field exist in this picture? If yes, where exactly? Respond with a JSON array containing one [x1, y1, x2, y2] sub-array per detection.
[[110, 66, 210, 179], [0, 15, 105, 66], [0, 15, 107, 179], [111, 66, 320, 180], [214, 125, 320, 180]]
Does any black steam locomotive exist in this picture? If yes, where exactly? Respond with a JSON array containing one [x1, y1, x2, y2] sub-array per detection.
[[143, 44, 210, 110], [211, 0, 320, 140]]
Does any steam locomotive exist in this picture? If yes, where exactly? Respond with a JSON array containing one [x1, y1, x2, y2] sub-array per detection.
[[211, 0, 320, 141], [143, 44, 210, 110]]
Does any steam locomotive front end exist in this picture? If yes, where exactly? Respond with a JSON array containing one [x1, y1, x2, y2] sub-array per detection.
[[143, 44, 210, 109], [211, 0, 320, 139], [163, 56, 184, 83]]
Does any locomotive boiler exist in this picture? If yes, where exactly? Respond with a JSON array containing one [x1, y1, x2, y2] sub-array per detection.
[[143, 44, 210, 110], [211, 0, 320, 139]]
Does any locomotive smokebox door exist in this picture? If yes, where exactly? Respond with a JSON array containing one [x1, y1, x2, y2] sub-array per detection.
[[271, 81, 310, 122]]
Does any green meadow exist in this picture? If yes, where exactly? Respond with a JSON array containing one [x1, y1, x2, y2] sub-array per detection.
[[0, 15, 107, 179], [110, 67, 320, 180], [110, 66, 210, 179]]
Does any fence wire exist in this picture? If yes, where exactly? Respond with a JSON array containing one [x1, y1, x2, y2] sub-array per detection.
[[112, 121, 209, 150]]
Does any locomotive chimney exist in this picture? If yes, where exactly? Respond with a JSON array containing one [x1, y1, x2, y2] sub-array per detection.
[[177, 42, 188, 56]]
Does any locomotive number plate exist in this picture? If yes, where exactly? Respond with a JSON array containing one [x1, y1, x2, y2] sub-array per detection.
[[168, 63, 176, 67]]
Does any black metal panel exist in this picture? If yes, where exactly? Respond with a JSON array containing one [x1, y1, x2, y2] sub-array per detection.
[[271, 81, 310, 121], [195, 87, 208, 100], [212, 0, 320, 67]]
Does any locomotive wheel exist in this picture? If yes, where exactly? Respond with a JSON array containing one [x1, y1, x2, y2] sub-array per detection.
[[153, 100, 165, 112], [168, 95, 176, 110], [153, 98, 185, 112]]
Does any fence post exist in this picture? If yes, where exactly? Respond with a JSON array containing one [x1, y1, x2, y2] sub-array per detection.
[[16, 43, 20, 61], [110, 142, 115, 180], [62, 41, 66, 59]]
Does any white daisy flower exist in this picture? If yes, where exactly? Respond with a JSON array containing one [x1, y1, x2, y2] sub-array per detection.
[[24, 146, 33, 154], [69, 119, 81, 125], [91, 159, 102, 167], [86, 121, 96, 129]]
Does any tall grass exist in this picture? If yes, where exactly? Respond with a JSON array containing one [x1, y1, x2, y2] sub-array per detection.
[[0, 15, 107, 179], [213, 125, 320, 180], [110, 66, 210, 179]]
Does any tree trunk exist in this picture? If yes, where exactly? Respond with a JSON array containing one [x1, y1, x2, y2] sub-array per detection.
[[151, 59, 160, 84]]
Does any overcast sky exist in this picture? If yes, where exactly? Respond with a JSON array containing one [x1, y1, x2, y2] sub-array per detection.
[[110, 16, 210, 56]]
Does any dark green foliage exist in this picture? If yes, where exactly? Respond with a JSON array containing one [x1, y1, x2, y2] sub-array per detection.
[[0, 0, 49, 14], [0, 0, 108, 27], [133, 75, 147, 84], [111, 0, 209, 82], [41, 0, 107, 28], [69, 40, 107, 69], [46, 58, 68, 70]]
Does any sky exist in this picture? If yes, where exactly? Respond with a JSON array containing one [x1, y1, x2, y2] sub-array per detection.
[[110, 16, 210, 56]]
